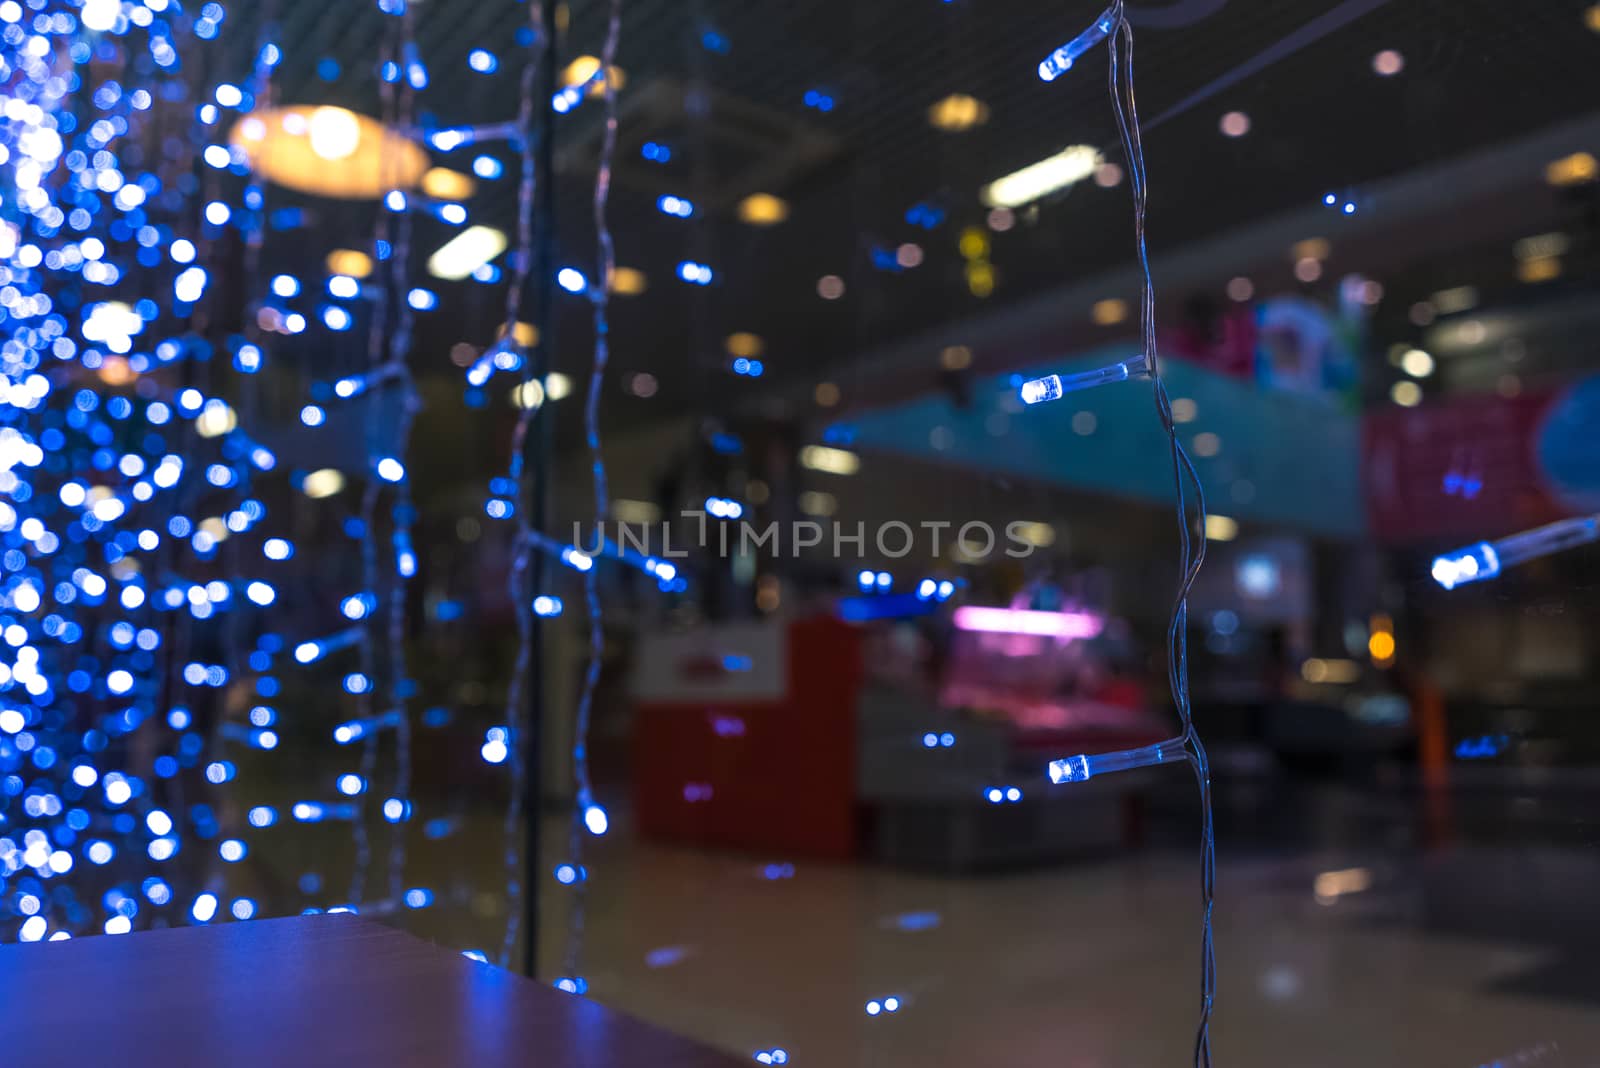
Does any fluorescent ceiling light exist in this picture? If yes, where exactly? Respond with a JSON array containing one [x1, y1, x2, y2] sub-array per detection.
[[1010, 522, 1056, 548], [1513, 232, 1570, 261], [611, 499, 661, 524], [799, 445, 860, 476], [1429, 285, 1478, 315], [981, 145, 1102, 209], [798, 491, 836, 517], [427, 226, 507, 281]]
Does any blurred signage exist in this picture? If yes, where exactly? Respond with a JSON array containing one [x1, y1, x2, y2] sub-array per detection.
[[1253, 296, 1358, 398], [1362, 383, 1581, 543], [629, 622, 786, 703], [1189, 536, 1310, 624], [1163, 294, 1360, 401], [1535, 374, 1600, 515]]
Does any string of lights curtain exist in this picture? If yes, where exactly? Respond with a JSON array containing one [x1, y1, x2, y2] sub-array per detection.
[[0, 0, 561, 944], [469, 0, 640, 984], [0, 0, 328, 940]]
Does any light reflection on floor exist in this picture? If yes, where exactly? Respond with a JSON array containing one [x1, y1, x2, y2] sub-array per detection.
[[528, 805, 1600, 1067]]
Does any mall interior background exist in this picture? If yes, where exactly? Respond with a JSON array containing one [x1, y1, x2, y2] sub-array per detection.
[[4, 1, 1600, 1066]]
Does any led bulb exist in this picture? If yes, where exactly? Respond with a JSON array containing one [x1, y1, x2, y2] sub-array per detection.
[[1020, 356, 1147, 406], [1021, 375, 1063, 405], [1049, 738, 1187, 785], [1431, 516, 1600, 590], [1048, 754, 1091, 783], [1038, 7, 1117, 81]]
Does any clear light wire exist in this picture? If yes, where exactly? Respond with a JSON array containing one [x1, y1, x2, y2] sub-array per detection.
[[238, 5, 279, 421], [380, 0, 425, 909], [164, 26, 233, 912], [348, 20, 399, 908], [349, 7, 422, 907], [562, 0, 624, 986], [220, 0, 282, 904], [1088, 6, 1222, 1061], [499, 0, 550, 970]]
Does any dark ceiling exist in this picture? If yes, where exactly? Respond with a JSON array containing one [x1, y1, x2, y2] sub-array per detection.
[[214, 0, 1600, 432]]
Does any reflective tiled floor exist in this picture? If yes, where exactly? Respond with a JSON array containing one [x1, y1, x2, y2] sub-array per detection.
[[251, 778, 1600, 1065], [524, 784, 1600, 1068]]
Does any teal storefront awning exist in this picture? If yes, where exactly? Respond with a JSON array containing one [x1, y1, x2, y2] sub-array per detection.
[[844, 349, 1365, 540]]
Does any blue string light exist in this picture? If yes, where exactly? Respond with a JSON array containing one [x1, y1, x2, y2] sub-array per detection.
[[1431, 515, 1600, 590], [1049, 738, 1189, 783], [657, 195, 694, 218], [802, 89, 835, 112], [1035, 5, 1217, 1063], [495, 0, 562, 972], [677, 261, 714, 285], [1037, 5, 1116, 82], [1020, 356, 1147, 406], [0, 0, 366, 944], [560, 0, 627, 991]]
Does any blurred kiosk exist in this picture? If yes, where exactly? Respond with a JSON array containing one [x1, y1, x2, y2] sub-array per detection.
[[631, 611, 1161, 869], [632, 617, 862, 860]]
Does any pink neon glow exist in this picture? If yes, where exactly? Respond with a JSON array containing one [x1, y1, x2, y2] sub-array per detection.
[[951, 605, 1104, 641]]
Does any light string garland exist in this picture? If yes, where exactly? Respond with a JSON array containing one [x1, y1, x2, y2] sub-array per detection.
[[224, 9, 278, 745], [167, 13, 241, 920], [164, 20, 228, 921], [206, 1, 282, 918], [1029, 5, 1217, 1064], [346, 6, 402, 910], [377, 0, 422, 912], [213, 1, 432, 921], [557, 0, 624, 997], [487, 0, 640, 984], [496, 0, 550, 972], [316, 0, 424, 913]]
